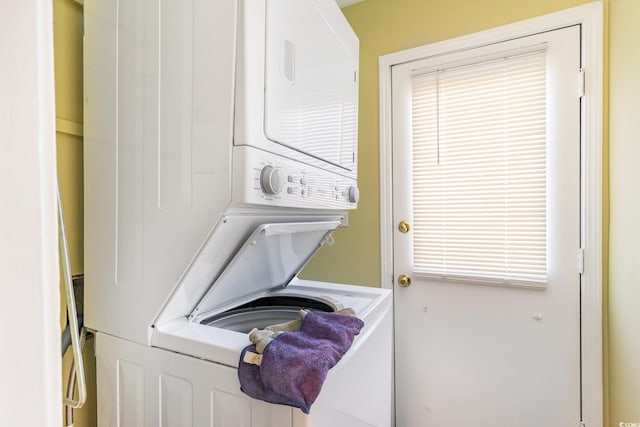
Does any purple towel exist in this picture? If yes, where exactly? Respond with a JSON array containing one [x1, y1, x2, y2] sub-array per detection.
[[238, 311, 364, 413]]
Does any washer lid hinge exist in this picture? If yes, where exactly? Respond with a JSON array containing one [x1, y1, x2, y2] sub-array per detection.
[[321, 232, 336, 247]]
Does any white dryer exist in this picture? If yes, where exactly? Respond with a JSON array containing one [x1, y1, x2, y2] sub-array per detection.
[[84, 0, 392, 425]]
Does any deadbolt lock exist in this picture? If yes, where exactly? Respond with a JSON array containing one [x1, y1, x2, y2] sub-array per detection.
[[398, 220, 411, 233], [398, 274, 412, 288]]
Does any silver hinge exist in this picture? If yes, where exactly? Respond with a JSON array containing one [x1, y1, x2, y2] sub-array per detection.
[[321, 233, 336, 247], [578, 68, 586, 98], [578, 248, 585, 275]]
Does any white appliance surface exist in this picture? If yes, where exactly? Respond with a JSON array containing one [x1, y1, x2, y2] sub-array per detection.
[[84, 0, 390, 425], [264, 0, 358, 170], [153, 278, 391, 368], [96, 288, 392, 426], [85, 0, 360, 346], [188, 221, 342, 319], [152, 219, 391, 367], [235, 0, 359, 178]]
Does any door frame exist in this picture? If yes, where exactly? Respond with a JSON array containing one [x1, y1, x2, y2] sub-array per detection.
[[0, 1, 61, 425], [378, 2, 603, 426]]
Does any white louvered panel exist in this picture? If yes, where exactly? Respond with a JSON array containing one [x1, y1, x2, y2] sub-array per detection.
[[411, 50, 548, 286], [276, 82, 357, 168]]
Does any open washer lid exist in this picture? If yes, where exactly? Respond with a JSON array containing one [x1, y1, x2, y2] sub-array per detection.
[[189, 220, 341, 321]]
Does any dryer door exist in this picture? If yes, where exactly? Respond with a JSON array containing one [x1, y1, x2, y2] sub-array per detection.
[[263, 0, 358, 171], [189, 220, 341, 322]]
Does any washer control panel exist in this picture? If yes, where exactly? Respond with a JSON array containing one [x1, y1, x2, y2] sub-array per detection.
[[233, 146, 358, 210]]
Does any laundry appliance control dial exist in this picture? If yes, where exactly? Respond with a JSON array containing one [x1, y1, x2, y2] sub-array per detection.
[[348, 186, 360, 203], [260, 165, 286, 195]]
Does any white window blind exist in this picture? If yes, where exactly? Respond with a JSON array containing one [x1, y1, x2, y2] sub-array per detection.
[[411, 49, 547, 285]]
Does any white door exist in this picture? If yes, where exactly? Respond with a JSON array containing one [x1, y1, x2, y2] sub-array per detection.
[[392, 26, 581, 426]]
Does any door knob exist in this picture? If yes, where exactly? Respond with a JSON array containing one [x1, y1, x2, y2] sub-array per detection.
[[398, 274, 412, 287], [398, 220, 411, 233]]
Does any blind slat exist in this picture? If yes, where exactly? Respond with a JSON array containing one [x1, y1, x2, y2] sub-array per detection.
[[411, 49, 547, 285]]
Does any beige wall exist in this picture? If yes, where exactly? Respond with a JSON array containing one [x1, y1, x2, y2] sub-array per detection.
[[54, 0, 640, 426], [608, 0, 640, 424], [54, 0, 97, 425]]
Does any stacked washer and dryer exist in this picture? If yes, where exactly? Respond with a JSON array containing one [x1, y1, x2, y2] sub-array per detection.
[[84, 0, 392, 425]]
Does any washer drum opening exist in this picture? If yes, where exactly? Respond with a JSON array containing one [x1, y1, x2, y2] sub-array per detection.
[[201, 295, 337, 333]]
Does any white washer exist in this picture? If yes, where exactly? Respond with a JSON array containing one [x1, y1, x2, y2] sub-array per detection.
[[96, 290, 391, 427], [94, 220, 392, 426], [96, 223, 392, 426], [84, 0, 392, 425]]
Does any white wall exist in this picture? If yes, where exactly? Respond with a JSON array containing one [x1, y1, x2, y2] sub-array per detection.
[[0, 1, 61, 425]]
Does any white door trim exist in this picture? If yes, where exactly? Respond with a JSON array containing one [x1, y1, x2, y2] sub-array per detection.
[[378, 2, 603, 426], [0, 1, 61, 425]]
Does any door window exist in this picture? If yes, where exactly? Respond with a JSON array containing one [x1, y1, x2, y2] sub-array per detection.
[[410, 49, 548, 286]]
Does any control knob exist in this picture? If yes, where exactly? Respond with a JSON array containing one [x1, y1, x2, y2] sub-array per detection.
[[260, 166, 285, 195], [348, 186, 360, 203]]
